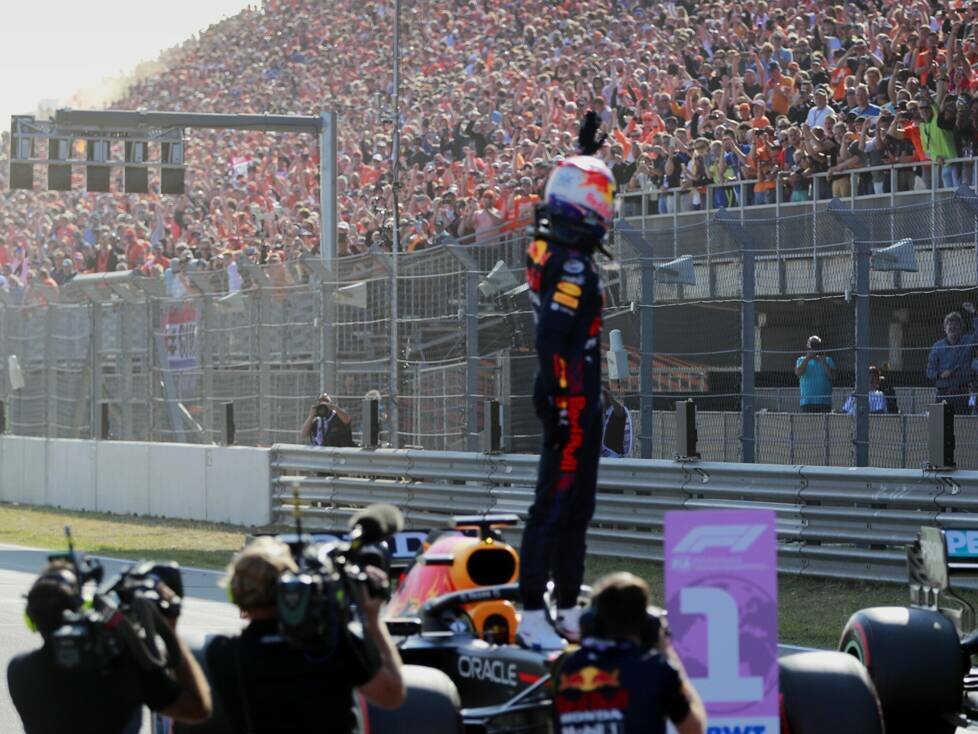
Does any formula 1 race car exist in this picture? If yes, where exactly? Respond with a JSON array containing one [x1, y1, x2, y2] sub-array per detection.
[[377, 514, 559, 733], [824, 525, 978, 734]]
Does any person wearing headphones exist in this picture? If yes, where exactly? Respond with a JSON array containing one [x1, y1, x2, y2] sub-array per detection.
[[7, 560, 212, 734], [205, 536, 405, 733], [551, 572, 706, 734]]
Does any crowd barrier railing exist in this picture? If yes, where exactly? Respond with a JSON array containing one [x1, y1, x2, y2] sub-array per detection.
[[270, 443, 978, 585], [618, 154, 978, 226]]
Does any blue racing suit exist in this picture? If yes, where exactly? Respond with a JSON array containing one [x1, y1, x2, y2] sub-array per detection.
[[519, 234, 603, 611]]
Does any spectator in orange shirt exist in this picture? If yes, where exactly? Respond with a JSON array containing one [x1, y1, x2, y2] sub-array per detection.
[[504, 177, 540, 233], [766, 62, 794, 116], [124, 229, 150, 270]]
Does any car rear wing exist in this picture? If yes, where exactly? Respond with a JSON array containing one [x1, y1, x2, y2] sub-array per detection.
[[909, 526, 978, 633]]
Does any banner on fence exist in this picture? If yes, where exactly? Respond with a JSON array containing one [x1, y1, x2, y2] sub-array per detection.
[[665, 509, 780, 734]]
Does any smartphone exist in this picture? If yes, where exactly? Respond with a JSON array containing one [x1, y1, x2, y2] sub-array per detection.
[[491, 110, 502, 125]]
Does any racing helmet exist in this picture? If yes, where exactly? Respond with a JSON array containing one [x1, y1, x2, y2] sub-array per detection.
[[542, 155, 615, 245]]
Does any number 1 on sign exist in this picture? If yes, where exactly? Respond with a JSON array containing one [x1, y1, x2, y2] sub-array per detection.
[[679, 587, 762, 702]]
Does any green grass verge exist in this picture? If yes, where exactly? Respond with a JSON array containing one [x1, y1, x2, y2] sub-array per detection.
[[586, 556, 928, 650], [2, 503, 964, 649], [0, 503, 250, 571]]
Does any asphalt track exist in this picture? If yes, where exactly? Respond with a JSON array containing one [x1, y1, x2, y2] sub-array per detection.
[[1, 543, 971, 734], [0, 543, 243, 734]]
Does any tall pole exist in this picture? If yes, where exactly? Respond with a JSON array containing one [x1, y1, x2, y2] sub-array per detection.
[[389, 0, 402, 447], [319, 111, 337, 263], [741, 243, 756, 463], [854, 239, 871, 467], [640, 256, 654, 459]]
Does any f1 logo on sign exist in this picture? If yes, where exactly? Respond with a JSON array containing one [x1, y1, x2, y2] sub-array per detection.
[[673, 525, 767, 554], [665, 510, 779, 734]]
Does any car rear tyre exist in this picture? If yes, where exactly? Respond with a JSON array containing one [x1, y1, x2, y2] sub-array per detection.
[[839, 606, 964, 734], [779, 651, 884, 734], [367, 664, 462, 734]]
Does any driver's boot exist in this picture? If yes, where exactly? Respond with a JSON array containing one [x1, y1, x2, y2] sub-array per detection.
[[555, 607, 582, 643], [517, 609, 566, 650]]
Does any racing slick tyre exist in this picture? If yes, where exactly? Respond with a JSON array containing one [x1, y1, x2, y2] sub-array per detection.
[[839, 606, 965, 734], [367, 664, 463, 734], [779, 651, 884, 734]]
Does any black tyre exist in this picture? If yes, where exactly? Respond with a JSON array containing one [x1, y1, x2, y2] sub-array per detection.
[[839, 606, 965, 734], [367, 664, 462, 734], [779, 651, 884, 734]]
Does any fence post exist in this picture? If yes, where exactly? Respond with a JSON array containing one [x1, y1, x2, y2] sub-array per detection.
[[120, 300, 134, 440], [320, 267, 337, 397], [389, 253, 401, 449], [145, 298, 154, 441], [854, 238, 871, 467], [742, 239, 756, 463], [223, 401, 236, 445], [197, 296, 210, 442], [90, 303, 103, 441], [466, 270, 480, 452], [45, 304, 56, 438], [257, 288, 271, 446], [640, 249, 655, 459], [931, 162, 939, 287]]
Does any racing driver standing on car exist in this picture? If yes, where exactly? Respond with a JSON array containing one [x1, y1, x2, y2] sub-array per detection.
[[517, 112, 614, 650]]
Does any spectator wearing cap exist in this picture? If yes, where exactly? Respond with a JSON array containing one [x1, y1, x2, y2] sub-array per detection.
[[806, 88, 834, 130], [52, 259, 74, 286]]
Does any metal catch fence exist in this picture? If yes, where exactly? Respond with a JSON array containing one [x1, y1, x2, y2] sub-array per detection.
[[2, 187, 978, 467]]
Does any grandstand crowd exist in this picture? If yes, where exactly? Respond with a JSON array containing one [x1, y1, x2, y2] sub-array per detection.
[[0, 0, 977, 293]]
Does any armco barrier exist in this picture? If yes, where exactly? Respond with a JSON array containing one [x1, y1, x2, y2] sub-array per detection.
[[271, 444, 978, 584], [0, 437, 271, 527], [5, 437, 976, 585]]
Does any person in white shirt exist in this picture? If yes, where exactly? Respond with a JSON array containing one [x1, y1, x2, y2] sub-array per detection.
[[805, 88, 834, 130]]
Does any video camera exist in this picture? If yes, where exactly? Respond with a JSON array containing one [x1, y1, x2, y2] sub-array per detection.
[[275, 501, 403, 653], [44, 527, 183, 674]]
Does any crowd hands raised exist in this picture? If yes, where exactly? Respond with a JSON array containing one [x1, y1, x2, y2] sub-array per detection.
[[3, 0, 978, 297]]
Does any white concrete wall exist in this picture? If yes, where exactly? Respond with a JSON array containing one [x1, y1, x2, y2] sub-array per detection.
[[0, 437, 270, 526]]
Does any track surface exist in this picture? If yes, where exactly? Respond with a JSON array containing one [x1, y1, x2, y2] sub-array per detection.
[[2, 543, 972, 733], [0, 544, 243, 734]]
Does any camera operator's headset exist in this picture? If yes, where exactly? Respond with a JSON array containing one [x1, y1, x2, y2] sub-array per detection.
[[578, 602, 666, 650], [23, 567, 82, 634]]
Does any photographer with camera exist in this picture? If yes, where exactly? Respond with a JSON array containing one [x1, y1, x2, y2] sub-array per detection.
[[205, 534, 405, 733], [794, 335, 837, 413], [551, 572, 706, 734], [298, 391, 355, 448], [8, 557, 212, 734]]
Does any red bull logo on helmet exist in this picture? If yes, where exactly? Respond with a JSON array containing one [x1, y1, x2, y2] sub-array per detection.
[[545, 156, 615, 227]]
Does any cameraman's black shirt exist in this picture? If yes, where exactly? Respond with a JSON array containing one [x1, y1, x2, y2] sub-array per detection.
[[206, 619, 378, 734], [7, 643, 181, 734], [552, 640, 691, 734]]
